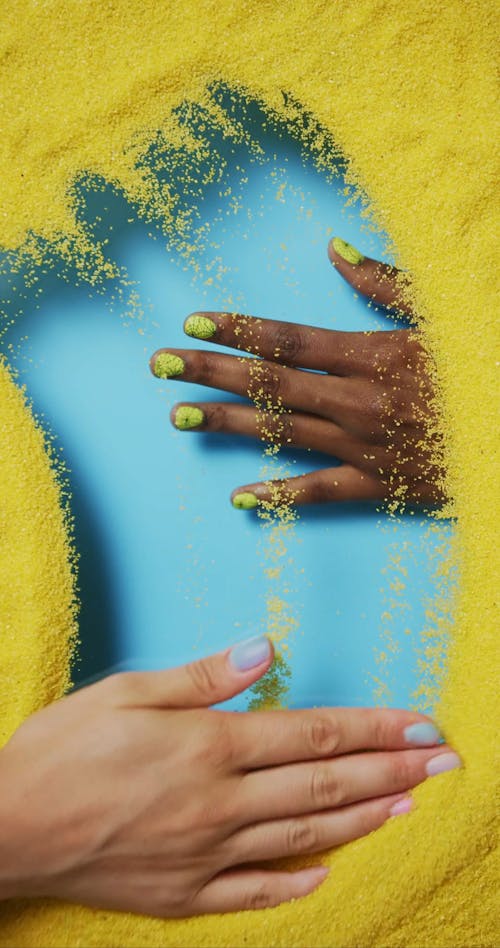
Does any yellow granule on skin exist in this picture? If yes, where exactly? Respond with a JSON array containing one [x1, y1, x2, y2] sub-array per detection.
[[0, 1, 498, 947]]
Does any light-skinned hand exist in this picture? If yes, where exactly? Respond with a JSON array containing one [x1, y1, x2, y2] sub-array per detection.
[[0, 636, 460, 917]]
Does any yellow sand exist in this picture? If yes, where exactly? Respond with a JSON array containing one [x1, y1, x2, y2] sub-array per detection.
[[0, 363, 77, 742], [0, 1, 498, 946]]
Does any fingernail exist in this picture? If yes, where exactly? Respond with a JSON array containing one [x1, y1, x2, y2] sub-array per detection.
[[404, 722, 442, 746], [300, 866, 330, 887], [184, 315, 217, 340], [389, 796, 413, 817], [230, 635, 272, 671], [153, 353, 185, 378], [232, 491, 259, 510], [331, 236, 365, 266], [426, 751, 462, 777], [174, 406, 204, 430]]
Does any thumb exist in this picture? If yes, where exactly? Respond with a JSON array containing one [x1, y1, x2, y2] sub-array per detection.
[[118, 635, 274, 709], [328, 236, 415, 318]]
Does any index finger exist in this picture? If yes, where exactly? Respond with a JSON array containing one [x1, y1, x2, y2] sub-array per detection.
[[232, 705, 443, 770], [183, 310, 371, 376], [328, 237, 415, 319]]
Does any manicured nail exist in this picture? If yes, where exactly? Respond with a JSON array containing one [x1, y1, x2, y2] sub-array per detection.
[[298, 866, 330, 889], [331, 236, 365, 266], [230, 635, 272, 671], [232, 491, 259, 510], [153, 353, 185, 378], [174, 406, 204, 430], [426, 751, 462, 777], [404, 722, 442, 746], [184, 315, 217, 340], [389, 796, 413, 817]]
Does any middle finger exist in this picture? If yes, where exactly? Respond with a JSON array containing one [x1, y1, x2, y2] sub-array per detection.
[[231, 706, 444, 770], [236, 745, 456, 823], [150, 347, 349, 420]]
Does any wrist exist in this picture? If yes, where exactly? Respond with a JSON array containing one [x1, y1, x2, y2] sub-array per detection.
[[0, 748, 35, 901]]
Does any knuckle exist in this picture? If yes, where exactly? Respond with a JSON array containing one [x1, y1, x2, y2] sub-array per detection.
[[249, 360, 284, 408], [191, 350, 214, 385], [155, 886, 187, 917], [206, 404, 227, 431], [402, 399, 421, 427], [194, 795, 233, 831], [266, 477, 292, 506], [371, 712, 392, 748], [257, 409, 294, 447], [310, 473, 337, 503], [381, 337, 402, 368], [310, 766, 343, 808], [358, 803, 384, 839], [211, 717, 238, 771], [286, 818, 319, 855], [402, 331, 423, 361], [272, 324, 304, 363], [185, 658, 219, 701], [369, 390, 388, 419], [390, 754, 413, 789], [387, 389, 416, 427], [190, 713, 237, 773], [244, 882, 275, 911], [305, 715, 342, 757]]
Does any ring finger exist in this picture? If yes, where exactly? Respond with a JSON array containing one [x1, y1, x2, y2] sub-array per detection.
[[237, 746, 454, 822], [170, 400, 357, 456], [227, 792, 411, 864], [171, 402, 427, 486]]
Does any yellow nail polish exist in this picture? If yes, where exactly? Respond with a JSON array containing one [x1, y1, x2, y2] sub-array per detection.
[[332, 236, 365, 265], [232, 492, 259, 510], [153, 353, 185, 378], [174, 406, 204, 429], [184, 315, 216, 339]]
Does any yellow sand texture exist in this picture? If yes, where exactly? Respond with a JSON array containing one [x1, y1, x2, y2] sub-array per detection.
[[0, 0, 498, 945], [0, 364, 77, 741]]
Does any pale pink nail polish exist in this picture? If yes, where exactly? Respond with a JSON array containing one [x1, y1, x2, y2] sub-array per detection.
[[389, 796, 413, 817], [426, 751, 462, 777]]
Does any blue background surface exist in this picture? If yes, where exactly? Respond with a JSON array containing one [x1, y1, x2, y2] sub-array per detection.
[[0, 95, 451, 711]]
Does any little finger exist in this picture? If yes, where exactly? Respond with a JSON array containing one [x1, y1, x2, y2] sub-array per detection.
[[227, 792, 412, 864], [191, 865, 328, 914], [231, 466, 386, 509]]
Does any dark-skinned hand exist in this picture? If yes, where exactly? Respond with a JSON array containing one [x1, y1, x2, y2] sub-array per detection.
[[150, 237, 443, 509]]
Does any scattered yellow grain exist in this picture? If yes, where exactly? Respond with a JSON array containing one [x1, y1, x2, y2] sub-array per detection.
[[0, 0, 498, 946]]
